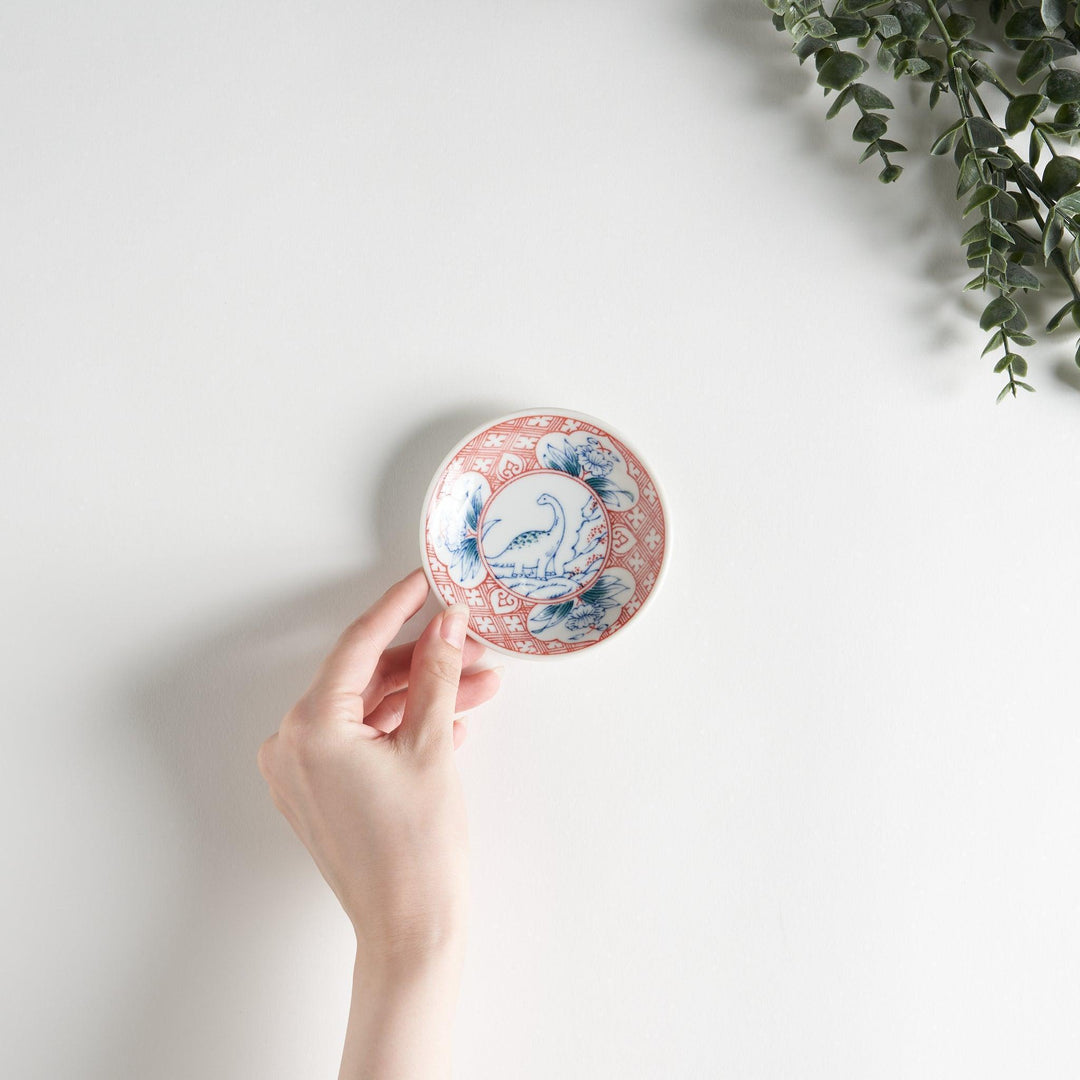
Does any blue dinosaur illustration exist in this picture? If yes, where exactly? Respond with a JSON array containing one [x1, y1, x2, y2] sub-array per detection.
[[486, 494, 566, 580]]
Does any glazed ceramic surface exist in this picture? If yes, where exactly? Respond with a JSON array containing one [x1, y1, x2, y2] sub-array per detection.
[[420, 409, 667, 658]]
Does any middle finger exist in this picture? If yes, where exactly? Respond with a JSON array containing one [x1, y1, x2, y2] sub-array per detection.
[[362, 634, 487, 712]]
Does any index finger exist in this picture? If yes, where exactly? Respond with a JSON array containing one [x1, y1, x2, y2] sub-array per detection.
[[304, 568, 432, 703]]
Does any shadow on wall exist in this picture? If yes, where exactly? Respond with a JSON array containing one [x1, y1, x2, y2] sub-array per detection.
[[701, 0, 1080, 385], [1053, 357, 1080, 393], [699, 0, 968, 348], [93, 401, 504, 1079]]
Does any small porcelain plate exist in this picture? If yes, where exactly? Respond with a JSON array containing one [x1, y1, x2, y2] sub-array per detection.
[[419, 408, 668, 659]]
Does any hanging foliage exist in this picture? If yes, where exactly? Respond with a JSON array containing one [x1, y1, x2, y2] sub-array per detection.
[[764, 0, 1080, 400]]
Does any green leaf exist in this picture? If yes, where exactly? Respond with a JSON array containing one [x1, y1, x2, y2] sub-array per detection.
[[1042, 0, 1067, 29], [853, 113, 887, 142], [894, 1, 931, 38], [1010, 332, 1037, 346], [1015, 160, 1042, 190], [826, 86, 854, 119], [1005, 263, 1041, 289], [1046, 299, 1076, 330], [1046, 69, 1080, 104], [1044, 156, 1080, 200], [1054, 103, 1080, 131], [1043, 214, 1065, 261], [944, 13, 976, 39], [991, 191, 1019, 222], [878, 163, 903, 183], [896, 57, 931, 78], [965, 117, 1006, 148], [980, 296, 1018, 329], [1054, 191, 1080, 216], [831, 15, 870, 39], [1016, 380, 1036, 392], [852, 83, 894, 109], [1005, 93, 1047, 135], [983, 329, 1005, 355], [1029, 127, 1043, 167], [996, 383, 1015, 403], [877, 139, 907, 153], [794, 36, 827, 62], [1075, 339, 1080, 366], [989, 220, 1015, 242], [1006, 225, 1040, 255], [931, 118, 964, 155], [1005, 306, 1030, 332], [922, 55, 948, 81], [965, 273, 987, 291], [962, 221, 990, 244], [875, 13, 902, 37], [1017, 40, 1053, 83], [817, 51, 869, 91], [1005, 8, 1047, 39], [957, 154, 981, 196], [1012, 355, 1029, 376], [965, 184, 1000, 214], [858, 143, 879, 164], [807, 17, 837, 38]]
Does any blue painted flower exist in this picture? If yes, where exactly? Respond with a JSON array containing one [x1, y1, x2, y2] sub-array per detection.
[[536, 432, 638, 511], [526, 569, 634, 643], [563, 603, 608, 633], [578, 436, 616, 477]]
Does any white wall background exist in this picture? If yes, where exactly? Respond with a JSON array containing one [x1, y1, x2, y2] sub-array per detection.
[[3, 2, 1079, 1077]]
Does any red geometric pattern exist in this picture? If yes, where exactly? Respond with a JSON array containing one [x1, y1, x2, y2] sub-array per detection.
[[421, 411, 667, 658]]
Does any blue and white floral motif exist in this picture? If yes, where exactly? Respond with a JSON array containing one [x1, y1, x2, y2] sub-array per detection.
[[536, 431, 639, 511], [429, 471, 492, 588], [526, 568, 635, 644], [480, 473, 608, 601]]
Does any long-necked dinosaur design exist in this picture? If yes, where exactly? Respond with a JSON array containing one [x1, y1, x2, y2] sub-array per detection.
[[485, 493, 566, 581]]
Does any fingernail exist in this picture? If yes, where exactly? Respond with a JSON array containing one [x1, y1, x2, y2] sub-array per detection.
[[441, 604, 469, 649]]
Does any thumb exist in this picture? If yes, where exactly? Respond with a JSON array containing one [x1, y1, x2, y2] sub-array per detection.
[[397, 603, 470, 752]]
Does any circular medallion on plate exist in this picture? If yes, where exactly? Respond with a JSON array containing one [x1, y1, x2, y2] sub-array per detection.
[[419, 409, 667, 659]]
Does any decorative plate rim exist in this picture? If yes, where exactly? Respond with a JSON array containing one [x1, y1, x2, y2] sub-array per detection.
[[418, 406, 671, 661]]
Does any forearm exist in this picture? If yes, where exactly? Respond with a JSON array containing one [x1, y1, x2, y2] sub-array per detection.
[[339, 940, 466, 1080]]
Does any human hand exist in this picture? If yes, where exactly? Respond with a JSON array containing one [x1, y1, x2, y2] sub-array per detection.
[[256, 567, 501, 962]]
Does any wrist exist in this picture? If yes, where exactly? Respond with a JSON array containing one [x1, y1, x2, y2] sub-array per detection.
[[343, 925, 464, 1080], [353, 921, 466, 980]]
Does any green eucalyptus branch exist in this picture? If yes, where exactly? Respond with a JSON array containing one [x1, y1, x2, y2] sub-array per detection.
[[763, 0, 1080, 400]]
